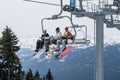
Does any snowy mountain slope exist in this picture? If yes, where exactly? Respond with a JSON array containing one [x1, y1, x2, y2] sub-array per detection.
[[17, 41, 120, 80]]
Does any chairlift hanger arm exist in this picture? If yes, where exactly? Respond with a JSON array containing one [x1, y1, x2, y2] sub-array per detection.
[[71, 13, 77, 38], [41, 18, 48, 32], [41, 16, 65, 31], [41, 15, 73, 29], [70, 13, 88, 40], [41, 17, 63, 31], [79, 0, 84, 11], [56, 0, 63, 17], [41, 0, 63, 32], [48, 0, 63, 17], [41, 15, 77, 36], [41, 16, 66, 29]]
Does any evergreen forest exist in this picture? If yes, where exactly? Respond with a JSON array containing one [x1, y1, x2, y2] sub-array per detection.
[[0, 26, 54, 80]]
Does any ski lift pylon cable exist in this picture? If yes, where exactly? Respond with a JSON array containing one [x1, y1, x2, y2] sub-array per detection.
[[23, 0, 93, 7]]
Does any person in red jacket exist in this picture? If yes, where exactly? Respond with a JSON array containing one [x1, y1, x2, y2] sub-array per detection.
[[55, 27, 73, 51]]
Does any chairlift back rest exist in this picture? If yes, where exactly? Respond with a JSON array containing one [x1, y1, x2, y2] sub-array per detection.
[[71, 35, 75, 40]]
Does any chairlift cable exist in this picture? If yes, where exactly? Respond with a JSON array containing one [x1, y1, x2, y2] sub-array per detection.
[[24, 0, 60, 6], [24, 0, 90, 7]]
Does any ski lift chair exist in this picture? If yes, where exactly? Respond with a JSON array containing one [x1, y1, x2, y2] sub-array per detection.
[[67, 25, 90, 44], [67, 35, 90, 44], [72, 38, 90, 44]]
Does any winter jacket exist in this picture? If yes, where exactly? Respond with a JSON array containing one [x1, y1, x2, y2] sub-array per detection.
[[53, 32, 62, 40], [63, 31, 72, 39]]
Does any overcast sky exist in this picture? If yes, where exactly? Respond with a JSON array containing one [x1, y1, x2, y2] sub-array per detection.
[[0, 0, 120, 40]]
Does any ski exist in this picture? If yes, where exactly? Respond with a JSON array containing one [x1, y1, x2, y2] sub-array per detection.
[[55, 46, 72, 59], [34, 49, 45, 59]]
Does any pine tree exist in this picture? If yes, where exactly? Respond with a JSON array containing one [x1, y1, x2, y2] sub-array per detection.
[[34, 70, 41, 80], [45, 69, 54, 80], [25, 69, 34, 80], [0, 26, 21, 80]]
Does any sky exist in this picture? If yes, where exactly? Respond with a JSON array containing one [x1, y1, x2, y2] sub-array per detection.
[[0, 0, 120, 41]]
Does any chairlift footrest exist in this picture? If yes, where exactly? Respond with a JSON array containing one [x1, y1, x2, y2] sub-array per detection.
[[73, 39, 90, 44]]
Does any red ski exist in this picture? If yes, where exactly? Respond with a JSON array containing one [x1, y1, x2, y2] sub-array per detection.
[[56, 46, 72, 59]]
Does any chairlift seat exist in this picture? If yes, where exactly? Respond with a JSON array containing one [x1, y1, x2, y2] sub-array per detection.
[[73, 38, 90, 44]]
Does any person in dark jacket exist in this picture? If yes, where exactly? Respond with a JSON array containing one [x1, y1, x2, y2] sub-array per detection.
[[35, 29, 50, 52]]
